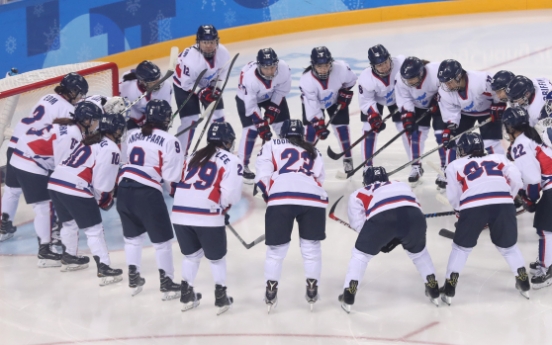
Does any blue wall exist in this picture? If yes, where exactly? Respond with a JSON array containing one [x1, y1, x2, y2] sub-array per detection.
[[0, 0, 438, 74]]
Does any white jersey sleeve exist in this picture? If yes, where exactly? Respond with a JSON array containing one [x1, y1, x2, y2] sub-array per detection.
[[511, 133, 552, 201], [347, 192, 366, 232], [92, 138, 121, 198], [270, 60, 292, 106]]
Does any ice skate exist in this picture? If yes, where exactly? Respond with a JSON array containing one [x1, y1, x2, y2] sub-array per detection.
[[50, 221, 62, 249], [243, 165, 255, 185], [180, 281, 201, 312], [440, 272, 459, 306], [214, 284, 233, 315], [305, 278, 319, 311], [408, 163, 424, 187], [37, 240, 62, 268], [60, 252, 89, 272], [159, 269, 181, 301], [93, 256, 123, 286], [435, 166, 447, 191], [0, 213, 17, 242], [129, 265, 145, 296], [338, 280, 357, 314], [515, 267, 531, 298], [424, 274, 440, 307], [335, 158, 353, 180], [530, 265, 552, 290], [265, 280, 278, 314], [529, 258, 543, 276]]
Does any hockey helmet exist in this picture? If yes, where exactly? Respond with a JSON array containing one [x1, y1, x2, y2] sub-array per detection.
[[280, 119, 305, 139], [60, 73, 89, 101], [196, 25, 219, 58], [400, 57, 425, 87], [490, 70, 515, 91], [502, 106, 529, 135], [506, 75, 535, 106], [543, 90, 552, 118], [135, 61, 161, 83], [99, 113, 126, 141], [310, 46, 334, 79], [456, 132, 485, 158], [256, 48, 279, 80], [363, 166, 389, 186], [103, 96, 131, 119], [368, 44, 391, 77], [145, 99, 172, 129], [437, 59, 464, 92], [207, 122, 236, 151], [73, 101, 103, 132]]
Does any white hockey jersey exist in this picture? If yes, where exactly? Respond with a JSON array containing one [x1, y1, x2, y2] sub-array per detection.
[[48, 138, 121, 202], [348, 180, 421, 232], [445, 154, 522, 211], [171, 148, 243, 227], [173, 44, 231, 92], [119, 128, 185, 193], [9, 94, 74, 149], [357, 55, 405, 115], [522, 78, 552, 126], [119, 71, 173, 126], [438, 70, 496, 125], [236, 60, 292, 121], [255, 138, 328, 208], [510, 133, 552, 201], [10, 123, 83, 176], [395, 62, 440, 112], [299, 60, 357, 122]]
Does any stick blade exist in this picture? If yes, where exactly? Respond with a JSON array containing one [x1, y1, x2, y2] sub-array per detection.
[[327, 146, 343, 160], [438, 228, 455, 239]]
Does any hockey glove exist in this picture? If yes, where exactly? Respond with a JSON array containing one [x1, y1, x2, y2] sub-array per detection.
[[312, 118, 330, 140], [337, 89, 354, 109], [98, 192, 114, 211], [224, 213, 230, 225], [442, 122, 457, 149], [198, 86, 221, 105], [490, 102, 507, 122], [506, 144, 514, 161], [368, 113, 386, 133], [518, 190, 537, 213], [380, 238, 401, 253], [256, 120, 273, 141], [514, 195, 524, 209], [428, 95, 440, 115], [169, 182, 177, 198], [264, 102, 280, 124], [401, 111, 416, 134]]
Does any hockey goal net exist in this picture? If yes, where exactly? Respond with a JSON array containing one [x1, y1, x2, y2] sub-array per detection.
[[0, 61, 119, 167]]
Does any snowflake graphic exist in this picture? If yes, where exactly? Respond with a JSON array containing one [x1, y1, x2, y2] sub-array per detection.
[[93, 23, 104, 36], [126, 0, 141, 16], [149, 11, 172, 43], [224, 8, 236, 26], [76, 44, 92, 62], [44, 20, 60, 51], [33, 4, 44, 17], [342, 0, 362, 10], [201, 0, 227, 11], [5, 36, 16, 54]]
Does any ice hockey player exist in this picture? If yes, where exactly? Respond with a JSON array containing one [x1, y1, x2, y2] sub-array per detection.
[[505, 75, 552, 126], [395, 56, 446, 187], [117, 100, 184, 299], [339, 166, 440, 312], [503, 107, 552, 289], [119, 60, 172, 129], [357, 44, 403, 170], [255, 119, 328, 313], [173, 25, 230, 156], [0, 72, 88, 243], [437, 59, 506, 162], [236, 48, 291, 183], [47, 113, 126, 285], [171, 122, 242, 315], [442, 132, 530, 304], [8, 101, 101, 267], [299, 46, 357, 175]]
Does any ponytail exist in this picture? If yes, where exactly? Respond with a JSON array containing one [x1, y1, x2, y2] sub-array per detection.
[[303, 66, 313, 75], [82, 132, 102, 146], [53, 118, 76, 126], [141, 123, 154, 137], [524, 126, 543, 145], [189, 142, 219, 169], [123, 72, 138, 82], [288, 136, 317, 160]]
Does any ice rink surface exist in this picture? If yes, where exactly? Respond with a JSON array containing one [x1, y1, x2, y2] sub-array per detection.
[[2, 10, 552, 345]]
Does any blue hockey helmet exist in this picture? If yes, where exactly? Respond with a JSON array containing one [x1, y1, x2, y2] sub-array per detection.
[[196, 25, 219, 58], [144, 99, 172, 129], [400, 56, 425, 87], [310, 46, 333, 79], [207, 122, 236, 151], [280, 119, 304, 139], [490, 70, 515, 91], [256, 48, 279, 80], [506, 75, 535, 106], [368, 44, 391, 77], [502, 106, 529, 134], [437, 59, 464, 92], [60, 73, 89, 101], [135, 60, 161, 83], [99, 113, 126, 141], [73, 101, 103, 130], [456, 132, 485, 157], [363, 166, 389, 186]]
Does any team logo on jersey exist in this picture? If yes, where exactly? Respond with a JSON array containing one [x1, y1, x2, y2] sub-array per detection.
[[463, 101, 475, 111]]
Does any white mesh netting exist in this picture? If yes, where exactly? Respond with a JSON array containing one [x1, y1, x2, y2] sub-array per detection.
[[0, 62, 117, 167]]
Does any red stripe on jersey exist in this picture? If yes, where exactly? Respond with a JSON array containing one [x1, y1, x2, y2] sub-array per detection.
[[154, 150, 163, 176], [208, 166, 226, 203], [356, 192, 373, 211], [176, 64, 182, 78], [483, 92, 492, 97], [272, 152, 277, 171], [536, 146, 552, 175], [27, 134, 56, 156], [78, 167, 93, 184], [457, 171, 468, 192]]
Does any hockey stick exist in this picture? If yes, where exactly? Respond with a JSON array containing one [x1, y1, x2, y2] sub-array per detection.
[[169, 68, 208, 126], [439, 209, 526, 240], [226, 222, 265, 249], [174, 101, 216, 138], [191, 53, 240, 154], [387, 118, 493, 177], [327, 113, 392, 160], [347, 112, 431, 178], [313, 105, 342, 147]]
